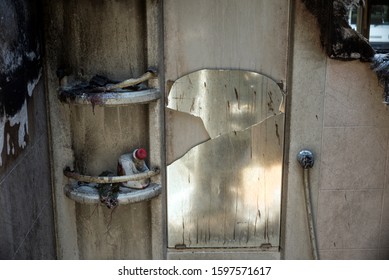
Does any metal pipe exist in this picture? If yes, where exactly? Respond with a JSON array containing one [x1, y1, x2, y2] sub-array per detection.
[[297, 149, 319, 260], [63, 168, 159, 184], [105, 69, 157, 91]]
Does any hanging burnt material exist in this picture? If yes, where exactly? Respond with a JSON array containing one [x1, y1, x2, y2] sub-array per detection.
[[302, 0, 389, 104], [302, 0, 375, 60], [95, 171, 120, 209], [372, 54, 389, 104], [58, 69, 157, 104]]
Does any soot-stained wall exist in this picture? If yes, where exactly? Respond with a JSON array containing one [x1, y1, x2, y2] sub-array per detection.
[[0, 0, 42, 167], [0, 0, 56, 259]]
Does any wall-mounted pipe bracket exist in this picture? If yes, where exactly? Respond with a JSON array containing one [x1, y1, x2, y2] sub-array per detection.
[[63, 168, 161, 205]]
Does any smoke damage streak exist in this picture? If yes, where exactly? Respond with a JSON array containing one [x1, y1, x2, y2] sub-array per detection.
[[0, 0, 42, 166]]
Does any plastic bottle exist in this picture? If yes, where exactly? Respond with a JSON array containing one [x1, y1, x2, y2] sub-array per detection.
[[117, 148, 150, 189]]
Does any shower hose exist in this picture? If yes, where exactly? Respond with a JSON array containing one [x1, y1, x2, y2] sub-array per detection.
[[297, 149, 319, 260]]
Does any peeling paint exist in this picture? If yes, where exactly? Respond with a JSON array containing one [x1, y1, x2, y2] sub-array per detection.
[[27, 70, 42, 97], [6, 133, 10, 155], [0, 74, 41, 166], [9, 99, 29, 149]]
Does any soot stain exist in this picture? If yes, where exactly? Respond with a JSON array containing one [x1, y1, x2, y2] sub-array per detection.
[[0, 0, 42, 118]]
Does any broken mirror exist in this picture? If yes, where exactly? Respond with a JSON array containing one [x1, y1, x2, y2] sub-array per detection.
[[166, 69, 285, 249]]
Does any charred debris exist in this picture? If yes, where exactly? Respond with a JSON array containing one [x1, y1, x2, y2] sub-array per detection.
[[302, 0, 389, 104], [58, 69, 157, 105]]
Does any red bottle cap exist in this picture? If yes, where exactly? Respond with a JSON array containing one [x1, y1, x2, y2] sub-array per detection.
[[134, 148, 147, 160]]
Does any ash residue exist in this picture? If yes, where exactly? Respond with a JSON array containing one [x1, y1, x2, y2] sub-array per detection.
[[372, 54, 389, 79], [58, 75, 143, 104], [372, 53, 389, 103], [58, 82, 90, 103], [333, 0, 363, 20]]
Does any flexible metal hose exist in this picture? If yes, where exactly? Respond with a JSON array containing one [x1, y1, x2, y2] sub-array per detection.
[[303, 168, 319, 260], [297, 150, 319, 260], [63, 168, 159, 184]]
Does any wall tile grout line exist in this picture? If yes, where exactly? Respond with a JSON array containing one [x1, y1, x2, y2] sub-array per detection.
[[316, 55, 329, 252]]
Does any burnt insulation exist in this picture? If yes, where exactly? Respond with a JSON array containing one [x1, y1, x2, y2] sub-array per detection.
[[302, 0, 389, 104], [372, 54, 389, 104], [302, 0, 375, 60]]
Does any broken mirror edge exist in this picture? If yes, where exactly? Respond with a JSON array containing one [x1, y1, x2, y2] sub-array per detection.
[[64, 182, 162, 205], [58, 87, 161, 106]]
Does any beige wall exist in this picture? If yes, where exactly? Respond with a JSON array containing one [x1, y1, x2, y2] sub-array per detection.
[[285, 0, 389, 259]]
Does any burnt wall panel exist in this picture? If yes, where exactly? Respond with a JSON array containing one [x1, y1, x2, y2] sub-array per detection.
[[0, 0, 42, 169], [0, 81, 56, 259], [0, 0, 56, 259]]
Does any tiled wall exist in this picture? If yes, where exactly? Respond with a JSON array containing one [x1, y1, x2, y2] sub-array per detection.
[[0, 80, 56, 260], [286, 0, 389, 260], [317, 59, 389, 259]]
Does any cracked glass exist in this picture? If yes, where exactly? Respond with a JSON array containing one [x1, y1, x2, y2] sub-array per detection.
[[167, 69, 285, 249]]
